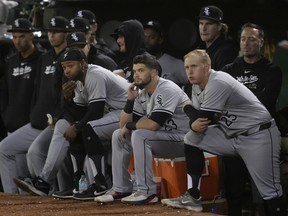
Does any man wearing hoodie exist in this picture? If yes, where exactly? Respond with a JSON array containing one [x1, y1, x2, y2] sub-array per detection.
[[111, 19, 147, 82]]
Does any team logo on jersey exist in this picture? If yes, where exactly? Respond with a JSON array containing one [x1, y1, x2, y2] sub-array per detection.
[[12, 66, 32, 78], [156, 94, 163, 106], [44, 65, 56, 74], [236, 75, 258, 84], [164, 118, 178, 131], [221, 111, 237, 127]]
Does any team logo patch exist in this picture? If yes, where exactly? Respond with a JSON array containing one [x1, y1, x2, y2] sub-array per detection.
[[70, 19, 75, 28], [50, 18, 56, 26], [77, 11, 83, 17], [14, 19, 20, 27], [63, 53, 68, 59], [156, 94, 163, 106], [203, 7, 210, 16], [71, 33, 78, 41]]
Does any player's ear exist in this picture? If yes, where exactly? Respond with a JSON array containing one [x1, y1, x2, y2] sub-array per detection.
[[260, 39, 264, 47]]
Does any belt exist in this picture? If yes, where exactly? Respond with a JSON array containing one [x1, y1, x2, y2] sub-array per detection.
[[239, 120, 273, 137]]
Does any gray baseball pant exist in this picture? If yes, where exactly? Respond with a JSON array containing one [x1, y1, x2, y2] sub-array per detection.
[[111, 128, 185, 195], [0, 123, 50, 193], [27, 119, 73, 191], [184, 120, 282, 200]]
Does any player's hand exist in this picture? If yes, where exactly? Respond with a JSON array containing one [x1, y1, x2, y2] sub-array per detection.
[[127, 83, 139, 101], [120, 126, 130, 143], [62, 80, 76, 101], [64, 125, 78, 142], [191, 118, 211, 133]]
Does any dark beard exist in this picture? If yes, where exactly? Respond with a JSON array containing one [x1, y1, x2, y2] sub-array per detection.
[[70, 69, 83, 81], [135, 77, 151, 90], [146, 44, 161, 56]]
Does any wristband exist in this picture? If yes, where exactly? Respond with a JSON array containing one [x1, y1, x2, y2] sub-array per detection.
[[126, 122, 137, 130], [123, 99, 134, 114]]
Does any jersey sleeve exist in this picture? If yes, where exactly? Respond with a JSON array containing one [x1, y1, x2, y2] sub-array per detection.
[[73, 82, 88, 106], [151, 85, 181, 116], [85, 69, 107, 104]]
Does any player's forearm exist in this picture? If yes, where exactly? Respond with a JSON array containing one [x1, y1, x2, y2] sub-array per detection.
[[135, 118, 160, 131], [120, 111, 133, 128], [120, 99, 135, 128]]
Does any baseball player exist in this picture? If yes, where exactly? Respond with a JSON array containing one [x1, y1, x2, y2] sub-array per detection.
[[68, 18, 118, 71], [143, 20, 189, 88], [1, 18, 43, 133], [161, 49, 286, 215], [74, 9, 118, 62], [14, 47, 130, 197], [111, 19, 146, 82], [61, 46, 129, 200], [0, 17, 69, 194], [95, 53, 190, 204]]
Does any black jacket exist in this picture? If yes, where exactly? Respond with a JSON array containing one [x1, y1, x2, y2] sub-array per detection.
[[199, 34, 239, 70], [222, 56, 282, 118], [0, 48, 43, 132]]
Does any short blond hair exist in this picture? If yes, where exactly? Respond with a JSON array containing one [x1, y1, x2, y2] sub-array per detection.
[[184, 49, 211, 65]]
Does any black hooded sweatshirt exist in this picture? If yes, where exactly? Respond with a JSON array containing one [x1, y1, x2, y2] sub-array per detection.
[[112, 19, 146, 82]]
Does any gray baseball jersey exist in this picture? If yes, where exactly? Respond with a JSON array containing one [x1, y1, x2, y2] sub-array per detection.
[[74, 64, 130, 111], [191, 70, 271, 137], [133, 78, 190, 133], [185, 69, 282, 200], [159, 53, 188, 86], [74, 64, 130, 144]]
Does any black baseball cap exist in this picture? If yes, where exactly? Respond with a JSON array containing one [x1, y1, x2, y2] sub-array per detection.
[[7, 18, 34, 32], [61, 47, 87, 63], [110, 27, 123, 39], [66, 32, 87, 48], [143, 21, 164, 37], [199, 6, 223, 22], [69, 17, 90, 32], [44, 16, 69, 32], [75, 10, 96, 24]]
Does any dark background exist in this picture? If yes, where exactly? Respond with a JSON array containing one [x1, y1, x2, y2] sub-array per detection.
[[3, 0, 288, 109], [7, 0, 288, 57]]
